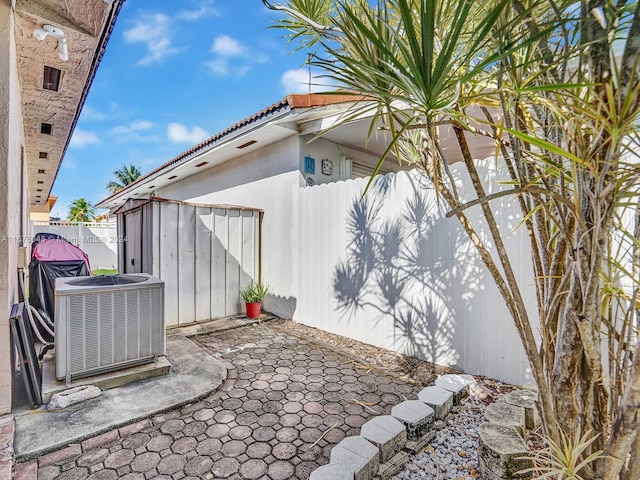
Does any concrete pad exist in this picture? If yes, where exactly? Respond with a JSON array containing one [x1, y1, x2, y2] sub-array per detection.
[[13, 335, 227, 460], [484, 402, 527, 437], [41, 352, 171, 403], [478, 422, 532, 478], [504, 389, 540, 430], [417, 385, 453, 420], [360, 415, 407, 463], [391, 400, 434, 441], [330, 436, 379, 480], [310, 464, 355, 480], [434, 374, 475, 404]]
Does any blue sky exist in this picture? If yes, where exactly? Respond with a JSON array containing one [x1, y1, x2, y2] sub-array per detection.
[[53, 0, 318, 219]]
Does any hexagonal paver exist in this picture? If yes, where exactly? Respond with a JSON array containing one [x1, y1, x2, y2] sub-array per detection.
[[269, 460, 296, 480], [28, 324, 424, 480], [146, 435, 173, 452], [239, 458, 267, 479], [104, 450, 135, 470], [221, 440, 247, 457], [196, 437, 222, 456], [160, 419, 185, 435], [171, 436, 198, 454], [184, 456, 213, 477], [211, 457, 240, 478], [156, 454, 186, 475], [130, 452, 160, 472]]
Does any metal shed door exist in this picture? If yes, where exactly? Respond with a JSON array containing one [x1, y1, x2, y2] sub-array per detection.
[[124, 210, 142, 273]]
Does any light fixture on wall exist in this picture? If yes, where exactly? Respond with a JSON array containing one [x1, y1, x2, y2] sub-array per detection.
[[34, 24, 68, 61]]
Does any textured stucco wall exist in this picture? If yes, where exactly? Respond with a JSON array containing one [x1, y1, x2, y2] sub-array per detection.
[[0, 1, 26, 415]]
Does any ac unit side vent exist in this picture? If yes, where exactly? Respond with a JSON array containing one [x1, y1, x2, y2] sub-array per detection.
[[55, 274, 165, 381]]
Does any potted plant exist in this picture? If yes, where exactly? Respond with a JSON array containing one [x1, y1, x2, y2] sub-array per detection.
[[240, 281, 269, 319]]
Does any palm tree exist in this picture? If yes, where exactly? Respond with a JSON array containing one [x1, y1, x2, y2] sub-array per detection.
[[106, 164, 142, 193], [265, 1, 640, 478], [68, 198, 96, 222]]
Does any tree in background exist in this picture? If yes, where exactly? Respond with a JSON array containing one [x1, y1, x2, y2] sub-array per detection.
[[264, 0, 640, 478], [106, 164, 142, 194], [68, 198, 96, 222]]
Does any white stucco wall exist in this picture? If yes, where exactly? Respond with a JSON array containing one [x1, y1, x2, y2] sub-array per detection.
[[158, 134, 301, 319], [0, 2, 27, 415]]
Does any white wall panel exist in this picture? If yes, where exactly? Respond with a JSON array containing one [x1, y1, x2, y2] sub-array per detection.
[[297, 164, 537, 385]]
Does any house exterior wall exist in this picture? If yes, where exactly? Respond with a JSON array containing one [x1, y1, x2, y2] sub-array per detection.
[[157, 134, 301, 319], [0, 1, 28, 414], [300, 136, 406, 185]]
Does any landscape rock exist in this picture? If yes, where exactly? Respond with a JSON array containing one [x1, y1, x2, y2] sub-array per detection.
[[484, 402, 527, 437], [478, 422, 532, 479], [48, 386, 101, 410], [504, 389, 540, 430]]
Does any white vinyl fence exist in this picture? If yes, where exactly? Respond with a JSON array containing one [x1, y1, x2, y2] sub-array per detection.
[[296, 162, 538, 385], [30, 221, 118, 270]]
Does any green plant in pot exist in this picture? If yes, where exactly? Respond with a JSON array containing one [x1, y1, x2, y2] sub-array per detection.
[[240, 281, 269, 319]]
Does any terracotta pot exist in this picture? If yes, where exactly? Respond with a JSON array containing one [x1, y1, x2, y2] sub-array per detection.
[[245, 302, 261, 319]]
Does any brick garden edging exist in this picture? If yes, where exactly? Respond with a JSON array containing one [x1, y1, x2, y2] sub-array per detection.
[[308, 375, 542, 480], [308, 373, 476, 480]]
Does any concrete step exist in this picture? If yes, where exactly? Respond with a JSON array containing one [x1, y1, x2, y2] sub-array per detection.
[[417, 385, 454, 420], [360, 415, 406, 463], [434, 374, 475, 405], [329, 436, 380, 480]]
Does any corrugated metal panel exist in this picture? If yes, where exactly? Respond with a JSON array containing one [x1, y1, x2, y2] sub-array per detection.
[[120, 199, 262, 327], [159, 202, 180, 326], [195, 206, 213, 322], [212, 209, 228, 318], [297, 166, 537, 385], [226, 211, 242, 316], [178, 203, 196, 324]]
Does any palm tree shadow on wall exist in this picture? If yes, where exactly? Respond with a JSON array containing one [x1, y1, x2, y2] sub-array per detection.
[[332, 172, 487, 368]]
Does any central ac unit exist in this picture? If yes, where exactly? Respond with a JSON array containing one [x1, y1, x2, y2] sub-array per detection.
[[54, 274, 165, 382]]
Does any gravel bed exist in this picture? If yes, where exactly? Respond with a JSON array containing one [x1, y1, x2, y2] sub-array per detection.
[[392, 396, 486, 480], [273, 319, 519, 480]]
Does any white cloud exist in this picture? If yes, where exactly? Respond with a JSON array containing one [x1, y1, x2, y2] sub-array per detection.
[[207, 34, 267, 77], [280, 68, 330, 94], [111, 120, 154, 135], [178, 1, 220, 21], [124, 13, 180, 65], [211, 34, 247, 57], [62, 156, 76, 170], [70, 129, 100, 147], [110, 120, 160, 143], [167, 123, 209, 144], [80, 106, 107, 122]]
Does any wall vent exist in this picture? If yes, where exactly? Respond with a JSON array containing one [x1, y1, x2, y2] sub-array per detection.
[[43, 66, 61, 91]]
